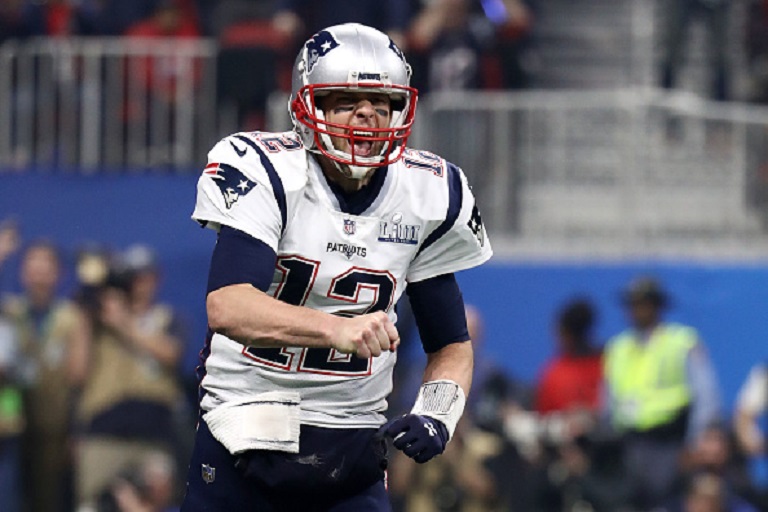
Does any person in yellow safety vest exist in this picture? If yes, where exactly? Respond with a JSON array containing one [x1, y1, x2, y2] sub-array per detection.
[[602, 275, 722, 511]]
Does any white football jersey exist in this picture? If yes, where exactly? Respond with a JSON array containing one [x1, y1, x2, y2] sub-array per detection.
[[192, 131, 492, 429]]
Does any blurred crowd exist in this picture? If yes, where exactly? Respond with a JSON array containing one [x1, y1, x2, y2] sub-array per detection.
[[0, 220, 192, 512], [5, 2, 768, 512], [3, 0, 768, 112], [388, 277, 768, 512], [3, 225, 768, 512], [0, 0, 535, 131]]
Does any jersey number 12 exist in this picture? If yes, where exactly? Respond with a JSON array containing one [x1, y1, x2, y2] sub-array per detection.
[[243, 255, 396, 376]]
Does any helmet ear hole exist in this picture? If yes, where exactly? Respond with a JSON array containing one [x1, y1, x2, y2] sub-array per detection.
[[391, 98, 406, 112]]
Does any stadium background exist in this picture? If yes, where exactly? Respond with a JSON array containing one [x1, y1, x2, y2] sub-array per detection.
[[3, 0, 768, 413], [3, 2, 768, 508], [2, 163, 768, 413]]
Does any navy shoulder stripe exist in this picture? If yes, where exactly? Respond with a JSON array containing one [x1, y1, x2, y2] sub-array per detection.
[[234, 134, 288, 235], [416, 163, 463, 257]]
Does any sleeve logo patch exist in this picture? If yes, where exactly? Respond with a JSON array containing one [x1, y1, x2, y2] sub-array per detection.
[[204, 162, 256, 209], [467, 204, 485, 247]]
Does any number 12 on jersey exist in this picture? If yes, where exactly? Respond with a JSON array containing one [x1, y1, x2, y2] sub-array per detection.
[[243, 255, 397, 376]]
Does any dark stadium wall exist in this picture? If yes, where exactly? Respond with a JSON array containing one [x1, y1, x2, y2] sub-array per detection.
[[1, 173, 766, 413]]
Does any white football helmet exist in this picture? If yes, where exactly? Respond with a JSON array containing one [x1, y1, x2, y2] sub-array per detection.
[[290, 23, 418, 179]]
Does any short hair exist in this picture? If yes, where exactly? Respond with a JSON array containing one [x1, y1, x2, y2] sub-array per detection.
[[22, 239, 61, 264], [622, 276, 668, 308], [558, 298, 595, 339]]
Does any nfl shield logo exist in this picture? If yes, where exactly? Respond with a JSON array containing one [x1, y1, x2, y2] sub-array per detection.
[[344, 219, 356, 235], [202, 464, 216, 484]]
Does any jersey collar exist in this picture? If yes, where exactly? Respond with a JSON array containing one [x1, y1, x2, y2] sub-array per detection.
[[309, 155, 391, 216]]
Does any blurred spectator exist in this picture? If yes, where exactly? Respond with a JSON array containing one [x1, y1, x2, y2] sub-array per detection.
[[123, 0, 202, 98], [207, 0, 277, 38], [408, 0, 533, 92], [494, 0, 534, 90], [658, 0, 730, 101], [210, 1, 290, 131], [0, 0, 45, 42], [467, 304, 538, 510], [522, 299, 623, 512], [408, 0, 495, 92], [124, 0, 199, 38], [671, 423, 760, 512], [535, 297, 602, 417], [75, 245, 186, 509], [271, 0, 411, 51], [38, 0, 79, 36], [1, 0, 195, 39], [745, 0, 768, 103], [0, 0, 111, 39], [661, 470, 758, 512], [733, 360, 768, 508], [0, 311, 22, 512], [601, 275, 723, 510], [530, 430, 631, 512], [388, 416, 514, 512], [77, 0, 166, 36], [122, 0, 202, 163], [1, 240, 90, 512], [733, 362, 768, 460], [0, 220, 19, 270], [0, 223, 23, 512], [72, 245, 114, 320], [94, 450, 180, 512]]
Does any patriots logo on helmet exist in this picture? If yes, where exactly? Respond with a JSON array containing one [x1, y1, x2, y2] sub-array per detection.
[[389, 38, 405, 63], [204, 162, 256, 209], [306, 30, 340, 74]]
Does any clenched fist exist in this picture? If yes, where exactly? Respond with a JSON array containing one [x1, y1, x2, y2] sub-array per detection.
[[332, 311, 399, 358], [379, 414, 449, 463]]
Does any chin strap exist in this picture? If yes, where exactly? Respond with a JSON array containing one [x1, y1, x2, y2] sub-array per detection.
[[410, 380, 467, 440]]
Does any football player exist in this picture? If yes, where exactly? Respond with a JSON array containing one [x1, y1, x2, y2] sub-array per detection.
[[181, 23, 493, 511]]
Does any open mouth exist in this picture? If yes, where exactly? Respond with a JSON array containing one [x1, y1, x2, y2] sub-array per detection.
[[352, 130, 374, 157]]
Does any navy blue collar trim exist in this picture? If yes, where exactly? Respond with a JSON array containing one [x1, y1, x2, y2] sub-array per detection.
[[325, 166, 389, 216]]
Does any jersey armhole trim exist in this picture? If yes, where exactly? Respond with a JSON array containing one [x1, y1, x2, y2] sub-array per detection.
[[415, 163, 463, 257], [235, 134, 288, 235]]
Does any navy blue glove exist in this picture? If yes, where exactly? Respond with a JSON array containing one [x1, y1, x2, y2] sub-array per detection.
[[379, 414, 449, 463]]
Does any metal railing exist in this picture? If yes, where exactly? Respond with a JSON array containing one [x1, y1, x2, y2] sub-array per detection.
[[0, 37, 218, 172], [268, 87, 768, 259], [4, 35, 768, 259], [411, 88, 768, 259]]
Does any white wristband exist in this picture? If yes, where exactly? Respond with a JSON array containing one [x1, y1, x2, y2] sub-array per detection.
[[410, 379, 466, 440]]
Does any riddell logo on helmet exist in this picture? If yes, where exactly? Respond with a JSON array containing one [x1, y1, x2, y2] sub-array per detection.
[[305, 30, 340, 74]]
